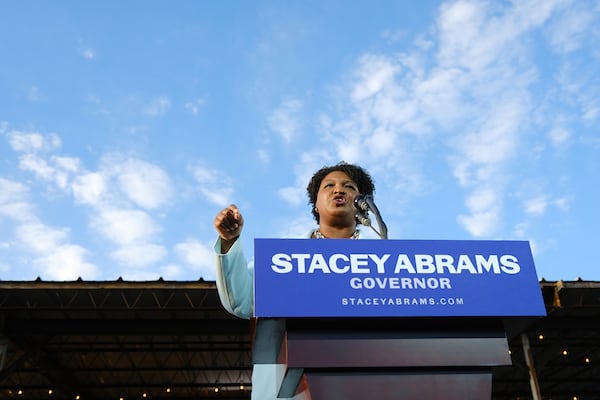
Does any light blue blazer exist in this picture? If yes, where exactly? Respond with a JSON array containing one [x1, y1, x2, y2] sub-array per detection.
[[214, 231, 363, 400]]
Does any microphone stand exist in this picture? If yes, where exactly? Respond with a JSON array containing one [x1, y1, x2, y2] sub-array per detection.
[[356, 195, 388, 240]]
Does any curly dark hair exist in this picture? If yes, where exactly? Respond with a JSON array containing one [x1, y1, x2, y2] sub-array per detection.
[[306, 162, 375, 223]]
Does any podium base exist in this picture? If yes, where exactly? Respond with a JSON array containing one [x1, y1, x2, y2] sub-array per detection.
[[303, 370, 491, 400], [253, 317, 511, 400]]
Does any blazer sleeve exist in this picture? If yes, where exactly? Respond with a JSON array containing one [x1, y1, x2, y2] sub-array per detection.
[[214, 236, 254, 319]]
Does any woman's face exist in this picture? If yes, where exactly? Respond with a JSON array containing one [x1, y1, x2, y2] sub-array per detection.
[[315, 171, 360, 224]]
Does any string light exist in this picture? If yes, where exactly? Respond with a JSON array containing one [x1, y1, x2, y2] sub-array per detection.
[[214, 387, 219, 393], [585, 357, 591, 363], [166, 387, 171, 393], [48, 389, 53, 395], [538, 334, 544, 340], [562, 349, 568, 356]]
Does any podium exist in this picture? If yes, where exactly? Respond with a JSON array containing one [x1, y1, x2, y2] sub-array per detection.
[[253, 239, 546, 399]]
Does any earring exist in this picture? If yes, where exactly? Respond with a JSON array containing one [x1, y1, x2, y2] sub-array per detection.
[[313, 207, 319, 214]]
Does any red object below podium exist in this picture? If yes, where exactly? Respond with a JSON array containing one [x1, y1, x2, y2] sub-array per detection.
[[252, 317, 512, 399]]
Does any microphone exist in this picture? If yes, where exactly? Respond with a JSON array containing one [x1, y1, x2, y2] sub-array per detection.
[[353, 194, 371, 212], [354, 194, 372, 227], [353, 194, 388, 240]]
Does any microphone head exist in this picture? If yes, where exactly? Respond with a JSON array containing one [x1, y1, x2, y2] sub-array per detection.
[[353, 194, 369, 212]]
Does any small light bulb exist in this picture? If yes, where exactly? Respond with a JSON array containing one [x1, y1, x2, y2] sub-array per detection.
[[562, 350, 568, 356], [538, 334, 544, 340]]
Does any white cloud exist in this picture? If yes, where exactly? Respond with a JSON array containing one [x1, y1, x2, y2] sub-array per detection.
[[351, 54, 399, 101], [91, 208, 160, 245], [174, 239, 216, 279], [81, 48, 95, 60], [72, 172, 107, 206], [257, 148, 270, 164], [143, 96, 171, 117], [53, 156, 80, 172], [71, 156, 172, 210], [7, 130, 61, 153], [34, 244, 99, 280], [114, 159, 172, 209], [0, 201, 35, 222], [28, 86, 41, 101], [545, 3, 595, 53], [189, 164, 234, 206], [160, 263, 184, 280], [0, 178, 29, 205], [277, 186, 305, 207], [457, 186, 501, 237], [553, 197, 571, 212], [18, 154, 81, 189], [15, 222, 69, 254], [268, 98, 303, 143], [175, 239, 212, 265], [19, 154, 54, 180], [365, 127, 396, 158], [184, 98, 206, 115], [4, 217, 98, 280], [0, 178, 35, 222], [111, 243, 167, 268], [524, 196, 548, 216], [549, 127, 571, 147]]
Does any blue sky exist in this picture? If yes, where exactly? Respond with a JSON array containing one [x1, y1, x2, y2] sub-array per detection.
[[1, 0, 599, 282]]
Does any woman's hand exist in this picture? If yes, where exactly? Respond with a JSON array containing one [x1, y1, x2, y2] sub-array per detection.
[[214, 204, 244, 252]]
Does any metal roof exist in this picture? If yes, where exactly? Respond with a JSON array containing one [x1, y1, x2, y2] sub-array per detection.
[[0, 280, 251, 400], [1, 279, 599, 400]]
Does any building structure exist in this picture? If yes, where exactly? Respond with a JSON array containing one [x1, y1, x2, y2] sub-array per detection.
[[0, 279, 598, 400]]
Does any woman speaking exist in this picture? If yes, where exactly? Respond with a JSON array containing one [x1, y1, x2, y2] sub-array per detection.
[[213, 162, 376, 400]]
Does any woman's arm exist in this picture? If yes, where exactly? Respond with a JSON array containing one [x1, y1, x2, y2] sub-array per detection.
[[214, 236, 254, 319]]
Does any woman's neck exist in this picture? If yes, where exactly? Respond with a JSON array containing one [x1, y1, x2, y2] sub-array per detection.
[[316, 224, 357, 238]]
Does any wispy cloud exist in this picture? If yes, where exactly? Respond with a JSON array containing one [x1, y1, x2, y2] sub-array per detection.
[[268, 97, 303, 143], [143, 96, 171, 117], [34, 244, 98, 280], [111, 243, 167, 268], [0, 178, 34, 223], [7, 130, 61, 153], [2, 125, 179, 274], [174, 238, 216, 280], [524, 196, 548, 216], [544, 2, 595, 53], [109, 157, 173, 209], [27, 86, 41, 101], [78, 40, 96, 60], [184, 98, 207, 115], [287, 0, 579, 239], [457, 186, 501, 237], [0, 176, 99, 280], [188, 164, 234, 206], [91, 208, 160, 245]]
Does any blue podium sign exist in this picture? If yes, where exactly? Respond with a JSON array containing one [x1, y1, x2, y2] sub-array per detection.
[[254, 239, 546, 318]]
